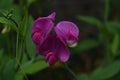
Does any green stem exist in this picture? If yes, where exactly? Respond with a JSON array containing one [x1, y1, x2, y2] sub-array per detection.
[[16, 33, 19, 58], [5, 34, 11, 55], [19, 40, 24, 63], [104, 0, 112, 65], [104, 0, 109, 23], [15, 34, 28, 80], [64, 63, 78, 80], [16, 39, 24, 70], [105, 41, 111, 64], [105, 40, 114, 64], [16, 58, 29, 80]]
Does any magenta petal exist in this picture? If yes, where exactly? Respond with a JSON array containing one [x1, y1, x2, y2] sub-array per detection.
[[39, 35, 70, 62], [54, 37, 70, 62], [67, 30, 78, 44], [32, 32, 43, 45], [45, 52, 53, 62], [47, 12, 56, 21], [45, 52, 57, 66], [36, 45, 40, 54], [54, 21, 79, 45], [37, 35, 55, 55], [48, 56, 57, 66], [32, 12, 56, 45], [32, 18, 53, 39], [55, 21, 79, 36]]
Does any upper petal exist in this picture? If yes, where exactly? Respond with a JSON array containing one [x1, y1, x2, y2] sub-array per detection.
[[32, 12, 56, 44], [32, 18, 53, 38], [54, 21, 79, 45], [55, 21, 79, 37], [47, 12, 56, 21]]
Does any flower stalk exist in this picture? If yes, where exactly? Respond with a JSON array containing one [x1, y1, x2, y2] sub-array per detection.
[[64, 63, 78, 80]]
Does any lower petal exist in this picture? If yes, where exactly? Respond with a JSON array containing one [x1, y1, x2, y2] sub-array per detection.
[[55, 38, 70, 62], [45, 52, 57, 66]]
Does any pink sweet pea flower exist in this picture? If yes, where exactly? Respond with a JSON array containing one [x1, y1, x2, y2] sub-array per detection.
[[37, 35, 70, 66], [54, 21, 79, 47], [31, 12, 56, 45], [31, 12, 79, 66]]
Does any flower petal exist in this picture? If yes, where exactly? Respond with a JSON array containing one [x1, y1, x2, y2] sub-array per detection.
[[32, 31, 43, 45], [54, 37, 70, 62], [32, 18, 53, 38], [47, 12, 56, 21], [38, 35, 70, 62], [32, 12, 56, 45], [45, 52, 57, 66], [48, 55, 57, 66], [37, 35, 55, 55], [45, 52, 53, 62], [54, 21, 79, 45]]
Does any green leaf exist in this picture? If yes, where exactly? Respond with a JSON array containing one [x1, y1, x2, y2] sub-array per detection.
[[90, 67, 103, 80], [75, 39, 99, 52], [0, 17, 18, 32], [0, 49, 4, 80], [25, 16, 36, 58], [111, 34, 119, 55], [0, 0, 13, 9], [90, 60, 120, 80], [106, 21, 120, 34], [11, 5, 22, 25], [22, 61, 49, 74], [77, 74, 89, 80], [27, 0, 36, 6], [18, 9, 28, 39], [0, 54, 10, 80], [21, 53, 28, 64], [2, 59, 16, 80], [15, 73, 24, 80], [0, 49, 3, 59], [77, 16, 103, 28]]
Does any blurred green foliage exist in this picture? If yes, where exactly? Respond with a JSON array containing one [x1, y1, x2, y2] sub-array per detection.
[[76, 0, 120, 80]]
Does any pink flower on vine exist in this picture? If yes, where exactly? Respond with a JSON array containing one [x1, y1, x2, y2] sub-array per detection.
[[31, 12, 79, 66]]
